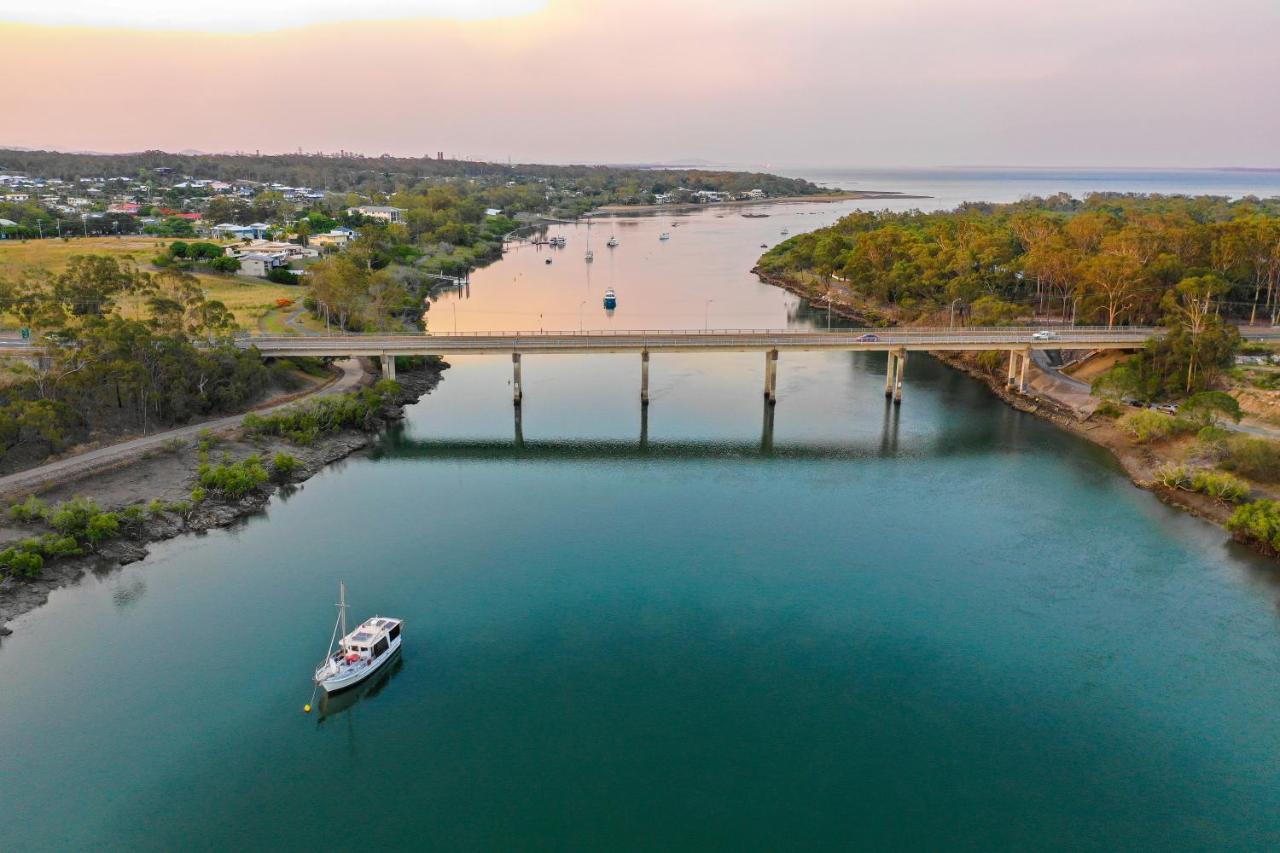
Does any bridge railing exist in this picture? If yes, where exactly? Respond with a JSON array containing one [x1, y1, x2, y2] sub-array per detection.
[[239, 325, 1157, 340]]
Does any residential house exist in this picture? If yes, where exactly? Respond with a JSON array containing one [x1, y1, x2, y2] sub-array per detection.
[[347, 205, 406, 224]]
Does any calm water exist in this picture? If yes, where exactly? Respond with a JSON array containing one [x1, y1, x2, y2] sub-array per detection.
[[5, 180, 1280, 850]]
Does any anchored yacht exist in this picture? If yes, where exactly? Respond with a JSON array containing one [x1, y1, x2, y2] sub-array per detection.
[[313, 583, 403, 694], [606, 236, 619, 248], [603, 288, 617, 309]]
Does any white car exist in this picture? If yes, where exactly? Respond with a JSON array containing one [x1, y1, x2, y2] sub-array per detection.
[[1031, 330, 1056, 341]]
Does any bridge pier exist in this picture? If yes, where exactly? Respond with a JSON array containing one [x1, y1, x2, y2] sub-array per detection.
[[512, 352, 523, 404], [641, 350, 650, 405], [893, 349, 906, 404], [1007, 348, 1030, 393], [380, 354, 396, 381], [764, 349, 778, 404], [761, 397, 775, 452], [885, 351, 896, 397]]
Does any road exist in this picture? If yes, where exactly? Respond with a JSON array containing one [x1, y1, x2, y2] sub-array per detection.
[[0, 358, 368, 498]]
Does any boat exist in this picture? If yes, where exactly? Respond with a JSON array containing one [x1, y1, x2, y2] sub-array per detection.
[[760, 243, 768, 248], [585, 249, 593, 262], [545, 257, 552, 264], [780, 228, 789, 235], [313, 583, 403, 695], [603, 288, 617, 309], [606, 236, 619, 248], [659, 232, 670, 241]]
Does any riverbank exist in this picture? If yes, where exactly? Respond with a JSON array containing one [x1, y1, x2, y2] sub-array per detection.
[[753, 268, 1274, 555], [592, 190, 930, 215], [0, 359, 447, 637]]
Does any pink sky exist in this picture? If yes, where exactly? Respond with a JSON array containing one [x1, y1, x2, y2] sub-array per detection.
[[2, 0, 1277, 167]]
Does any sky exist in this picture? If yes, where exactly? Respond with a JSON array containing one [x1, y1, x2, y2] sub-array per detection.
[[0, 0, 1277, 168]]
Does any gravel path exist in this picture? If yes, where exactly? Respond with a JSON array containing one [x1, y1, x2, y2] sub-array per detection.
[[0, 358, 368, 499]]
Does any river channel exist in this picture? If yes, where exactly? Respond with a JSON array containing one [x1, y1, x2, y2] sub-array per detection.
[[3, 199, 1280, 849]]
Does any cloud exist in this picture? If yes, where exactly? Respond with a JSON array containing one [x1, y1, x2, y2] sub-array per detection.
[[0, 0, 546, 32]]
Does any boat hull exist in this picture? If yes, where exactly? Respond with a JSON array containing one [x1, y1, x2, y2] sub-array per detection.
[[318, 635, 402, 694]]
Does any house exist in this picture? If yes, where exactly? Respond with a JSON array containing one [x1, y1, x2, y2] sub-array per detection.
[[237, 252, 290, 278], [108, 202, 140, 214], [211, 222, 271, 240], [225, 240, 319, 260], [347, 205, 406, 224], [484, 208, 502, 217], [309, 229, 353, 249], [3, 193, 30, 202]]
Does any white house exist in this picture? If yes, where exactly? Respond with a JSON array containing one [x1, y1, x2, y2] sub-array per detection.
[[237, 252, 290, 278], [347, 205, 406, 224]]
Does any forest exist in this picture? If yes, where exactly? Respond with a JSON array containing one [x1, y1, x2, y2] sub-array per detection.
[[758, 193, 1280, 328]]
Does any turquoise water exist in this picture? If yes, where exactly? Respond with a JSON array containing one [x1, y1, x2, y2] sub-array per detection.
[[4, 199, 1280, 849]]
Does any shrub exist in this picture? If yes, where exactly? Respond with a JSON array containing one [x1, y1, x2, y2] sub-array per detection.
[[0, 548, 44, 578], [243, 385, 398, 445], [48, 497, 104, 538], [1118, 410, 1180, 443], [1094, 400, 1122, 418], [1228, 499, 1280, 554], [1154, 464, 1191, 489], [190, 487, 207, 504], [147, 499, 167, 517], [1182, 391, 1242, 426], [271, 452, 299, 481], [84, 513, 121, 547], [1221, 436, 1280, 482], [8, 495, 47, 524], [1190, 470, 1250, 503], [197, 455, 269, 499], [38, 534, 81, 558]]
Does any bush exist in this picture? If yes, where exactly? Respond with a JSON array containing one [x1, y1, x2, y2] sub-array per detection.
[[48, 497, 104, 538], [1221, 436, 1280, 482], [208, 256, 240, 273], [0, 548, 44, 578], [1118, 410, 1184, 443], [8, 495, 47, 524], [266, 266, 297, 284], [190, 486, 207, 504], [1228, 499, 1280, 554], [197, 455, 269, 498], [1190, 470, 1250, 503], [1094, 399, 1123, 418], [271, 452, 299, 481], [243, 385, 398, 445], [1154, 464, 1191, 489], [84, 513, 121, 547]]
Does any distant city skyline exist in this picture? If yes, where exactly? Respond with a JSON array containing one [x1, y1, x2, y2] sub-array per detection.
[[2, 0, 1277, 169]]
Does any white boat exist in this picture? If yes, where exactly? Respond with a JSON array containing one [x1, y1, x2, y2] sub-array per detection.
[[603, 287, 617, 308], [313, 583, 403, 694], [585, 249, 593, 262], [659, 232, 670, 240], [606, 236, 619, 248]]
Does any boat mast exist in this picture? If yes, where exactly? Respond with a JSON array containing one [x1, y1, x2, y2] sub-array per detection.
[[339, 581, 348, 638]]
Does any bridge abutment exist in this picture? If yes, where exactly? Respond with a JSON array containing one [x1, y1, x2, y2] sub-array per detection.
[[893, 349, 906, 404], [641, 350, 650, 405], [380, 354, 396, 381]]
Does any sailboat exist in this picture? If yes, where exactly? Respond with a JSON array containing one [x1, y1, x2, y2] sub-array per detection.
[[606, 235, 619, 248], [313, 583, 403, 694], [585, 218, 595, 262]]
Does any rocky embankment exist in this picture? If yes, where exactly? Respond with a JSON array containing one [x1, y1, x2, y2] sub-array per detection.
[[0, 361, 446, 638]]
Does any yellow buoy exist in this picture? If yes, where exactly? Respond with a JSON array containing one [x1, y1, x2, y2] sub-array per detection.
[[303, 704, 311, 714]]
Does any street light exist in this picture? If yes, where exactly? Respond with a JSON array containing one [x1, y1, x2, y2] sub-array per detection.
[[704, 299, 715, 331]]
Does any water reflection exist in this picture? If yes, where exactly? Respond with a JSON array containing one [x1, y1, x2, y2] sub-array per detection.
[[111, 577, 147, 609]]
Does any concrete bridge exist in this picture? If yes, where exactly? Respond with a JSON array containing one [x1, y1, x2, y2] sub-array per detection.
[[237, 326, 1166, 405]]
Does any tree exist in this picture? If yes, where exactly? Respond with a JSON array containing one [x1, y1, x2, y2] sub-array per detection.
[[1077, 253, 1142, 328], [1164, 274, 1233, 392], [1182, 390, 1242, 426]]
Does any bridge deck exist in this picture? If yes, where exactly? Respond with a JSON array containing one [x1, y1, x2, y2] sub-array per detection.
[[237, 326, 1161, 357]]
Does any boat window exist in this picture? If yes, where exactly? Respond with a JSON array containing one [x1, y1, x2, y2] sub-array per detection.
[[389, 624, 401, 641], [373, 638, 388, 657]]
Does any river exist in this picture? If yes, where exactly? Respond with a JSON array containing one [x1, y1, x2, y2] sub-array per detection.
[[4, 179, 1280, 850]]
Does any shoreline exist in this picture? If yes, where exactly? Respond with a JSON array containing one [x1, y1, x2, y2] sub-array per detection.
[[0, 360, 446, 638], [591, 191, 930, 215], [753, 268, 1259, 552]]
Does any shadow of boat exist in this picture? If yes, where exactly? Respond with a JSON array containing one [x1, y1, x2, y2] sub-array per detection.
[[317, 650, 405, 722]]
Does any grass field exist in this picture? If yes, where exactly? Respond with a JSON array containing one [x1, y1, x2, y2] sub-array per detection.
[[0, 236, 301, 328]]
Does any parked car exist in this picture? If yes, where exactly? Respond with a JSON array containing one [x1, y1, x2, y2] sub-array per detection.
[[1031, 330, 1056, 340], [1154, 403, 1179, 415], [855, 333, 880, 342]]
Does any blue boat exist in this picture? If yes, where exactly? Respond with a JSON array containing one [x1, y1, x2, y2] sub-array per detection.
[[603, 288, 617, 309]]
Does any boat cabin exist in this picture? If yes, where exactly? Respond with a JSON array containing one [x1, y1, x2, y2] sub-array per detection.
[[340, 617, 402, 661]]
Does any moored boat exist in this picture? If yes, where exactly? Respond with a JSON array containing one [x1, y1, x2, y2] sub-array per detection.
[[659, 232, 670, 240], [603, 287, 617, 309], [606, 236, 619, 247], [585, 249, 594, 262], [313, 583, 403, 695]]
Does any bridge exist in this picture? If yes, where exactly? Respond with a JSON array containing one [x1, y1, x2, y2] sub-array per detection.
[[236, 325, 1172, 405]]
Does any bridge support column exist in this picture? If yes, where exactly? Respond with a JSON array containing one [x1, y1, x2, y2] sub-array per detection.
[[641, 350, 650, 405], [764, 349, 778, 404], [1007, 349, 1017, 386], [380, 354, 396, 381], [893, 349, 906, 404], [1018, 347, 1030, 393], [512, 353, 523, 405], [885, 351, 897, 397]]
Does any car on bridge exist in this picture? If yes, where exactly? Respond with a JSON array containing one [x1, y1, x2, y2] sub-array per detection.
[[1031, 330, 1057, 340], [855, 333, 880, 342]]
